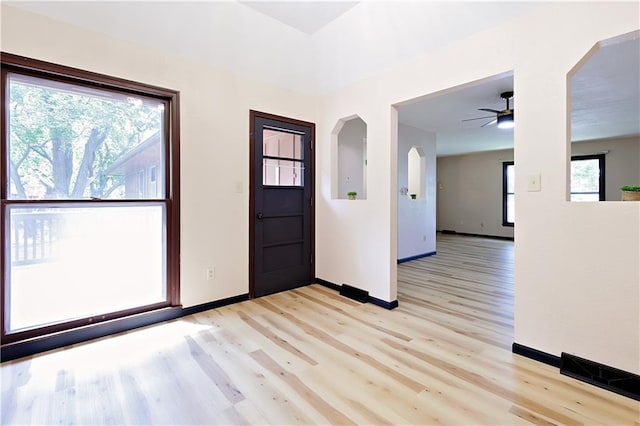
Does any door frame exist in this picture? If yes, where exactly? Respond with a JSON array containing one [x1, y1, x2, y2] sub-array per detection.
[[249, 110, 315, 299]]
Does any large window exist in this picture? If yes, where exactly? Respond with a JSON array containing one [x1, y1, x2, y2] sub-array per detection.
[[570, 154, 605, 201], [502, 161, 515, 226], [1, 53, 180, 346]]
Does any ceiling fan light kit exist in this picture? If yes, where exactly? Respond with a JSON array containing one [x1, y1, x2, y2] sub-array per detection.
[[497, 112, 515, 129], [463, 90, 515, 129]]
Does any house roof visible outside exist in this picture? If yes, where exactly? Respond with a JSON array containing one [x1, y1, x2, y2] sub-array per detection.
[[106, 132, 162, 176]]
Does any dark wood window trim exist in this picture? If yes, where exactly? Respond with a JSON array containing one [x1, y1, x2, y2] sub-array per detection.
[[571, 154, 606, 201], [502, 161, 514, 227], [1, 52, 180, 351]]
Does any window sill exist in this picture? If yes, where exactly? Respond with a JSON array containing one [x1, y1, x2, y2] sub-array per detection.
[[1, 306, 183, 362]]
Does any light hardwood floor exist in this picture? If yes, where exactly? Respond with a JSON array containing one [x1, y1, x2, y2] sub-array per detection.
[[2, 234, 639, 425]]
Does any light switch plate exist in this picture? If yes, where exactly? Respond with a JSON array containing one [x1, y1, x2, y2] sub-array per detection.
[[527, 174, 541, 192]]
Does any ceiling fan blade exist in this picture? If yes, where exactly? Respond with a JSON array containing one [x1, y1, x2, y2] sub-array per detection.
[[461, 115, 495, 122], [481, 118, 498, 127], [478, 108, 501, 113]]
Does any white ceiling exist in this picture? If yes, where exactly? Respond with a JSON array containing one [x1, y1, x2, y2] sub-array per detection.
[[239, 1, 359, 35], [5, 2, 639, 157], [6, 1, 542, 95], [571, 34, 640, 142], [400, 32, 639, 156], [398, 72, 515, 157]]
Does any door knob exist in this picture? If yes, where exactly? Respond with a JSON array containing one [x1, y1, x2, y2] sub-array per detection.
[[256, 212, 263, 219]]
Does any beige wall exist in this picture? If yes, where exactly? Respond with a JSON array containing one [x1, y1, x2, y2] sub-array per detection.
[[0, 5, 318, 308], [317, 2, 639, 373], [437, 149, 515, 238], [437, 137, 640, 236]]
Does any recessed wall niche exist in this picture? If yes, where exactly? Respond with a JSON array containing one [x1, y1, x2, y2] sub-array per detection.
[[407, 146, 425, 199], [332, 116, 367, 200], [568, 30, 640, 202]]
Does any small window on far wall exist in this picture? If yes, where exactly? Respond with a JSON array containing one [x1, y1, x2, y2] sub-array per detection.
[[570, 154, 605, 201], [503, 161, 515, 226]]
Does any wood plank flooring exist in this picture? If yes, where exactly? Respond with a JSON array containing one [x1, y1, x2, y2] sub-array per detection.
[[2, 234, 639, 425]]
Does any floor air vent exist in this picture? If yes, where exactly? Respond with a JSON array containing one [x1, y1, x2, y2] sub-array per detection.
[[560, 353, 640, 401], [340, 284, 369, 303]]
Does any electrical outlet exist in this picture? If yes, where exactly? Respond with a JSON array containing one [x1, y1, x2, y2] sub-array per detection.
[[206, 267, 215, 281]]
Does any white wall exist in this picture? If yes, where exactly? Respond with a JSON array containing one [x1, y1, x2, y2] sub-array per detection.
[[316, 2, 639, 373], [397, 124, 437, 260], [0, 5, 318, 308], [437, 149, 514, 238], [571, 137, 640, 201], [337, 117, 367, 199], [317, 101, 397, 302]]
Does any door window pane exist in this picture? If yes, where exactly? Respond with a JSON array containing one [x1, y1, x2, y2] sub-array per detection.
[[7, 73, 165, 200], [263, 129, 302, 160], [263, 159, 304, 186], [6, 204, 166, 332]]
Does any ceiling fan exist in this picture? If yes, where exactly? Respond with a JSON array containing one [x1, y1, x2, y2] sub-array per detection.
[[463, 91, 514, 129]]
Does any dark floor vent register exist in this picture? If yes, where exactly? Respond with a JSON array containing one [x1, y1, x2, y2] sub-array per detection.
[[340, 284, 369, 303], [560, 353, 640, 401]]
